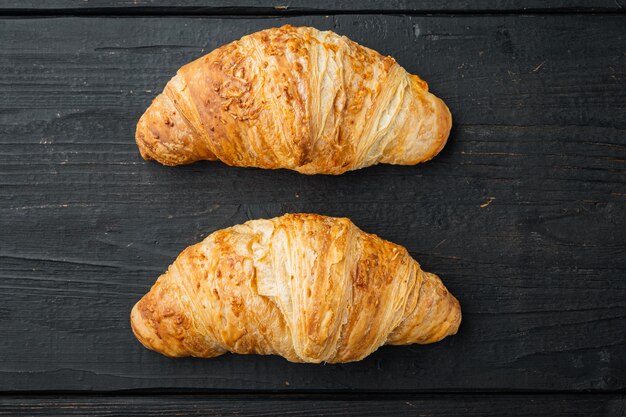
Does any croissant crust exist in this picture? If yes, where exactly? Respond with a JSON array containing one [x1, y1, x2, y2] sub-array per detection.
[[131, 214, 461, 363], [136, 25, 452, 174]]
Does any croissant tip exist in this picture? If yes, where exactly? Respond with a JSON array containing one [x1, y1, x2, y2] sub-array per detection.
[[135, 114, 156, 162], [130, 302, 140, 334], [422, 96, 453, 163], [130, 299, 166, 355], [450, 297, 462, 335], [136, 143, 154, 162], [130, 301, 149, 345]]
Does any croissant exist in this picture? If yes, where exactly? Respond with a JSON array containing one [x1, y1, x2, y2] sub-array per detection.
[[131, 214, 461, 363], [136, 25, 452, 175]]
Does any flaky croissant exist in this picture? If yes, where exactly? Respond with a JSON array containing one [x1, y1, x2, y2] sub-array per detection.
[[131, 214, 461, 363], [136, 25, 452, 175]]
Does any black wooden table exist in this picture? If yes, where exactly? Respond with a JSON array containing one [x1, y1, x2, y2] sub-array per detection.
[[1, 1, 625, 415]]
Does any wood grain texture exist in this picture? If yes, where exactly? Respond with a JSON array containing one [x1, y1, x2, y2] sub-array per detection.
[[0, 395, 625, 417], [0, 14, 625, 392], [0, 0, 624, 14]]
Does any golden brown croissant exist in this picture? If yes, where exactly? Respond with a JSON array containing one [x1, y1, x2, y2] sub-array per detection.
[[131, 214, 461, 363], [136, 25, 452, 175]]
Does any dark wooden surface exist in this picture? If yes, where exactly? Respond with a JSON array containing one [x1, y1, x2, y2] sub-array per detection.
[[0, 1, 625, 415], [0, 395, 625, 416], [1, 0, 625, 13]]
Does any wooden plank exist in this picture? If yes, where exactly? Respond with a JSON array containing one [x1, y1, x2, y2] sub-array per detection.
[[0, 0, 623, 14], [0, 14, 625, 392], [0, 395, 624, 416]]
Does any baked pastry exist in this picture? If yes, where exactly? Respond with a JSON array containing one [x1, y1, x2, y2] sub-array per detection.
[[131, 214, 461, 363], [136, 25, 452, 174]]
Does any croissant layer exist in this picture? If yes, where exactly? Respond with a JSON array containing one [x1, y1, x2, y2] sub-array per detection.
[[136, 25, 452, 174], [131, 214, 461, 363]]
